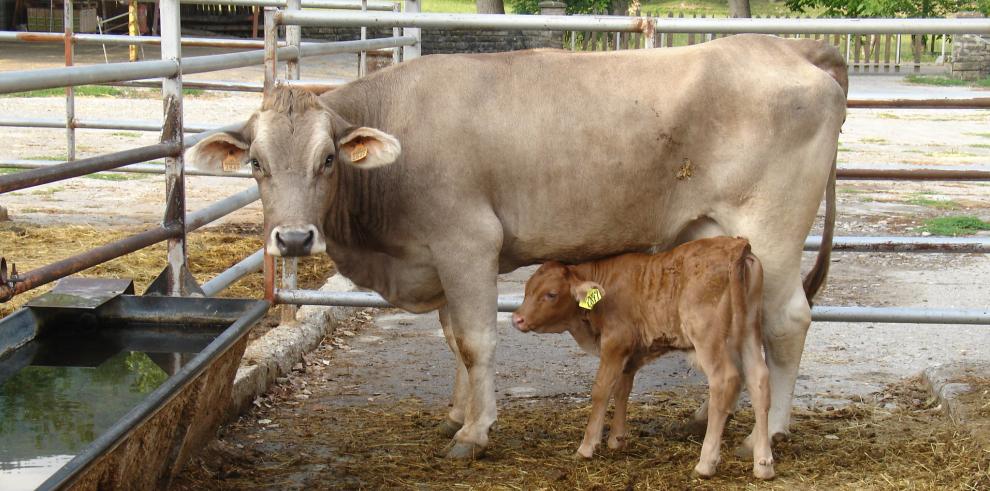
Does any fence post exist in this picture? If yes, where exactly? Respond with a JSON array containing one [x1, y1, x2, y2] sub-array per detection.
[[128, 0, 139, 61], [358, 0, 367, 78], [286, 0, 300, 80], [281, 257, 298, 322], [403, 0, 421, 61], [643, 17, 655, 49], [392, 3, 401, 64], [264, 8, 277, 93], [64, 0, 75, 161], [160, 0, 188, 296]]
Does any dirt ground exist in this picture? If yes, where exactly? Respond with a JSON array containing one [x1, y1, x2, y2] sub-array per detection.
[[3, 44, 990, 489]]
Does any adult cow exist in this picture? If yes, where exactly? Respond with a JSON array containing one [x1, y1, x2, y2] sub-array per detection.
[[187, 33, 847, 459]]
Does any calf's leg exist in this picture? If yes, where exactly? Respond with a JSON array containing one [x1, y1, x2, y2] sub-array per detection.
[[741, 333, 775, 479], [692, 347, 741, 478], [438, 306, 469, 438], [607, 371, 636, 450], [577, 352, 626, 459]]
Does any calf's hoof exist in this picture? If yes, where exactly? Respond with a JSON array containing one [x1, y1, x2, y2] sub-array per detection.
[[444, 441, 486, 460], [438, 418, 463, 439], [573, 444, 595, 460], [753, 458, 775, 480]]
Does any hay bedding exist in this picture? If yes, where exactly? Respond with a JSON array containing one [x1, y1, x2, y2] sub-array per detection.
[[0, 223, 334, 332], [172, 319, 990, 491]]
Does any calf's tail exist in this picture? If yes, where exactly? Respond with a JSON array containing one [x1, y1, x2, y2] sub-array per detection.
[[731, 243, 764, 344]]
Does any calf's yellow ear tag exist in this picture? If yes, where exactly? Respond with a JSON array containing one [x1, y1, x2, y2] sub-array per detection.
[[578, 288, 602, 310], [222, 151, 241, 172], [351, 143, 369, 163]]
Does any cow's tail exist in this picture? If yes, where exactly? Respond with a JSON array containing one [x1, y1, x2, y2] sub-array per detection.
[[802, 152, 836, 305]]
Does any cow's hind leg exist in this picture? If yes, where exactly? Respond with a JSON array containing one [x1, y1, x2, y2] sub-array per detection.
[[438, 306, 469, 438], [761, 278, 810, 443]]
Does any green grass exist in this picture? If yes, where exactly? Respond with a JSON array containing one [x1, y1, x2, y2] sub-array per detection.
[[112, 132, 143, 138], [971, 143, 990, 149], [0, 167, 19, 175], [921, 216, 990, 236], [1, 86, 206, 99], [907, 196, 959, 210], [839, 188, 869, 194], [904, 74, 968, 87], [924, 149, 978, 158], [967, 132, 990, 139], [83, 172, 149, 181], [25, 155, 68, 161], [877, 113, 900, 120], [860, 137, 888, 144]]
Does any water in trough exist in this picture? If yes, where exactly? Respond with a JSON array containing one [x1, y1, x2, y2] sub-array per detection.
[[0, 326, 211, 490]]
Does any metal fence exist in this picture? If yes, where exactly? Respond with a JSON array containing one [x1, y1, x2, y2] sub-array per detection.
[[2, 9, 990, 325], [0, 0, 409, 304]]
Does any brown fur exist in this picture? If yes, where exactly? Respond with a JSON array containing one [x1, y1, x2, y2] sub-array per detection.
[[513, 237, 774, 479]]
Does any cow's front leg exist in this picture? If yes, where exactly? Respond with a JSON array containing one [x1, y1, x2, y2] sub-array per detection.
[[438, 306, 469, 438], [434, 248, 500, 459]]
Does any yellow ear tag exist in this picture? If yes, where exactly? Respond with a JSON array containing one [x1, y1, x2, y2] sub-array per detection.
[[350, 143, 368, 163], [578, 288, 602, 310], [222, 152, 240, 172]]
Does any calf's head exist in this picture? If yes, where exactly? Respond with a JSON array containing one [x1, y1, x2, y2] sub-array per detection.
[[513, 262, 604, 334], [185, 86, 401, 257]]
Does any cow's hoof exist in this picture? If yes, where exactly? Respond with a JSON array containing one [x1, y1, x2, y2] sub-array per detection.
[[438, 418, 463, 439], [691, 464, 716, 479], [607, 435, 627, 450], [753, 459, 775, 480], [444, 441, 486, 460], [734, 441, 753, 460], [771, 431, 789, 444], [668, 418, 707, 439]]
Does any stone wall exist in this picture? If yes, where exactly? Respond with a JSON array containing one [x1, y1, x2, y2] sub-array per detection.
[[951, 13, 989, 81], [303, 1, 566, 55]]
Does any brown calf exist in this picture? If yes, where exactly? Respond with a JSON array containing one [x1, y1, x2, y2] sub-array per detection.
[[512, 237, 773, 479]]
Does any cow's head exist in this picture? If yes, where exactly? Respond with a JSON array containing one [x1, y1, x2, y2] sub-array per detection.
[[512, 262, 604, 334], [185, 86, 401, 256]]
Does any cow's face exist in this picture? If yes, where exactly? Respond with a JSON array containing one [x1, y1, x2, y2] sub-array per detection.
[[185, 86, 400, 257], [512, 262, 604, 334]]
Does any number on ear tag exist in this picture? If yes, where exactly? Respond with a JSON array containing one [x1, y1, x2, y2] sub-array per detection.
[[222, 152, 240, 172], [351, 143, 368, 162], [578, 288, 602, 310]]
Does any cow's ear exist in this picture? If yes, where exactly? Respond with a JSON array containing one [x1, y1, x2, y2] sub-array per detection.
[[337, 127, 401, 169], [571, 281, 605, 310], [186, 131, 250, 172]]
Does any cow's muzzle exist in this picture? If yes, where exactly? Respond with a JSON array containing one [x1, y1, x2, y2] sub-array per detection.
[[268, 225, 326, 257]]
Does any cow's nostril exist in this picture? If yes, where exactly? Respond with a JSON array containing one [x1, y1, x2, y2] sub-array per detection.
[[302, 230, 314, 250], [274, 229, 315, 256]]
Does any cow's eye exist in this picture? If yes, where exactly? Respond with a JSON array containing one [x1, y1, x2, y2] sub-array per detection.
[[248, 158, 261, 171], [323, 154, 335, 170], [545, 291, 558, 301]]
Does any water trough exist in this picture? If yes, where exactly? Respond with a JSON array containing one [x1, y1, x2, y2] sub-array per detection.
[[0, 278, 269, 490]]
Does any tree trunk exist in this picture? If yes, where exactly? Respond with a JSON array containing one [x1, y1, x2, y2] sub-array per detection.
[[610, 0, 629, 16], [476, 0, 504, 14], [728, 0, 751, 17]]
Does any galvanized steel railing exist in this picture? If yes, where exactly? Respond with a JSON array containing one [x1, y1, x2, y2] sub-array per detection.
[[0, 0, 409, 303]]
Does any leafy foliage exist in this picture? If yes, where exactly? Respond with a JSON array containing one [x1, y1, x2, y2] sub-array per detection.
[[509, 0, 612, 15], [785, 0, 988, 18]]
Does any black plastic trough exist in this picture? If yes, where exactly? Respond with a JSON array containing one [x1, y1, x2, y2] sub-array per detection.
[[0, 292, 269, 490]]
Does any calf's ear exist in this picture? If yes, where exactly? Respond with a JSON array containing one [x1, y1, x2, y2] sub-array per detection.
[[185, 132, 250, 172], [571, 281, 605, 310], [337, 127, 401, 169]]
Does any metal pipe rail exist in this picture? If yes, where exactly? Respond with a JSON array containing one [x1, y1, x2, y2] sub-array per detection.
[[847, 98, 990, 109], [201, 249, 264, 296], [0, 159, 252, 178], [107, 77, 349, 92], [137, 0, 397, 10], [276, 11, 990, 35], [837, 168, 990, 181], [0, 117, 217, 133], [0, 31, 285, 49], [0, 186, 260, 302], [0, 37, 413, 94], [274, 290, 990, 324], [805, 236, 990, 253], [0, 143, 181, 194]]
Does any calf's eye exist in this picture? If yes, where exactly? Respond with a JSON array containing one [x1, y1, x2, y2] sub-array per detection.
[[248, 158, 261, 171], [545, 292, 558, 301], [323, 154, 335, 170]]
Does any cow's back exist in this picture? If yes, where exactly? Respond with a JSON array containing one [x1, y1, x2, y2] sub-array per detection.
[[321, 35, 846, 275]]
